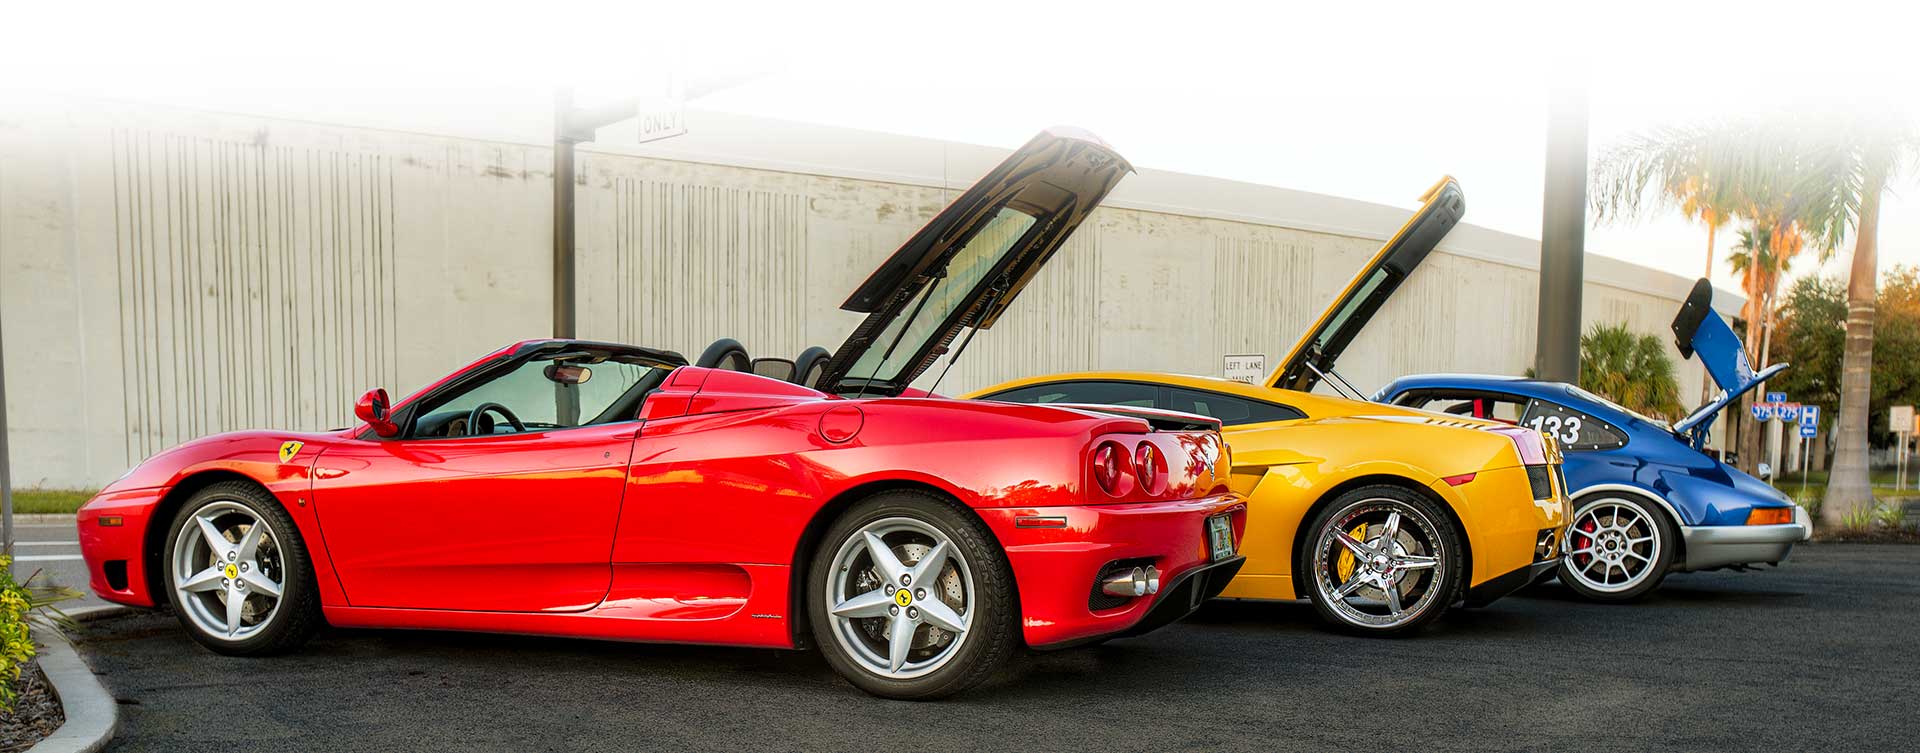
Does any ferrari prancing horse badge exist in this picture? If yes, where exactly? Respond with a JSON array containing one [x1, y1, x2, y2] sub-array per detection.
[[278, 441, 304, 463]]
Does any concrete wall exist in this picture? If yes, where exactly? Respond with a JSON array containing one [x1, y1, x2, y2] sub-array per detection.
[[1, 96, 1729, 488]]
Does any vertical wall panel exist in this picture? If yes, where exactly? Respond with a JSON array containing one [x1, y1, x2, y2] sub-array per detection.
[[2, 98, 1719, 487], [575, 162, 809, 360], [1210, 232, 1320, 372], [107, 130, 398, 459]]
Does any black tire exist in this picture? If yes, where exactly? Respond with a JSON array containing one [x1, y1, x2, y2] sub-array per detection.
[[160, 480, 323, 656], [806, 490, 1018, 700], [1298, 484, 1464, 637], [1556, 494, 1677, 603]]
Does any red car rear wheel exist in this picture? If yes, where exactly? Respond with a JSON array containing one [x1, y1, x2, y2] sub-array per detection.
[[807, 489, 1016, 700]]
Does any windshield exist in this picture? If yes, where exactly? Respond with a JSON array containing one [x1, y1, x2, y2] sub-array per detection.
[[843, 207, 1038, 386], [1566, 384, 1671, 430], [1314, 268, 1390, 356]]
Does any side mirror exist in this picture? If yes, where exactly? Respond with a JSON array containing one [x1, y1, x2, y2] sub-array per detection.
[[356, 388, 399, 438]]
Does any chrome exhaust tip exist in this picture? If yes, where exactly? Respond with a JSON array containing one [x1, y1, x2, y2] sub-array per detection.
[[1100, 566, 1162, 597]]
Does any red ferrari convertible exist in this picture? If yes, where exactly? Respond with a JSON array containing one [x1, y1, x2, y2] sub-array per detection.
[[77, 128, 1246, 699]]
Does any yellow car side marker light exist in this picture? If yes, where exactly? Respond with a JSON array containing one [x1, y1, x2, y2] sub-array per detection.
[[1746, 508, 1794, 526], [1441, 473, 1477, 487]]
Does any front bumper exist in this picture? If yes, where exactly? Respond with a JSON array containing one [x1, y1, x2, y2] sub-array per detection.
[[75, 486, 168, 607], [1678, 504, 1811, 571], [976, 493, 1247, 648]]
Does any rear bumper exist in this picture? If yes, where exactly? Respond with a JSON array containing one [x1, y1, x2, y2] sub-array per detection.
[[976, 493, 1247, 648], [1117, 555, 1243, 639], [1465, 557, 1559, 606], [1679, 505, 1810, 571], [1437, 465, 1568, 594]]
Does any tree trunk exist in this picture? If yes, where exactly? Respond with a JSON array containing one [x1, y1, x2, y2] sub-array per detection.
[[1824, 155, 1887, 526], [1737, 243, 1766, 474], [1700, 226, 1719, 407], [1814, 420, 1829, 472], [1705, 223, 1717, 280], [1740, 392, 1763, 474]]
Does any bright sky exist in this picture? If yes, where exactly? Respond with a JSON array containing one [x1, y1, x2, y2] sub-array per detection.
[[10, 1, 1917, 294]]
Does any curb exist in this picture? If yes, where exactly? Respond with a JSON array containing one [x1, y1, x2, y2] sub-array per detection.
[[26, 606, 131, 753], [10, 514, 78, 526]]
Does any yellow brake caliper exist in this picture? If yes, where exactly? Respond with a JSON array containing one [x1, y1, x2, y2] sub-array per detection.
[[1335, 522, 1369, 582]]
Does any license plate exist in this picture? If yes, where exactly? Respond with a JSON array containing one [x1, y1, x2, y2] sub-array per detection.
[[1206, 514, 1235, 561]]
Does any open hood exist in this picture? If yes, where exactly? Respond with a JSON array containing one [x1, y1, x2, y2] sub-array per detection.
[[1670, 277, 1788, 440], [1270, 177, 1466, 393], [816, 127, 1133, 396]]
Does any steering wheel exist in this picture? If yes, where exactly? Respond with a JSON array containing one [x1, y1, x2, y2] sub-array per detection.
[[465, 402, 526, 436]]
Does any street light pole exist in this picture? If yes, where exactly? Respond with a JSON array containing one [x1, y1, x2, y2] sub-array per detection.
[[553, 87, 579, 340], [1534, 80, 1589, 383], [0, 308, 13, 558], [551, 88, 656, 340]]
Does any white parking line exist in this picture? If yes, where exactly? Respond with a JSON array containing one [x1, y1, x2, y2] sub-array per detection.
[[10, 554, 84, 562], [8, 541, 80, 547]]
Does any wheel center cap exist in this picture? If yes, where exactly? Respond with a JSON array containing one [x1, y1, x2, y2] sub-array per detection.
[[224, 563, 239, 579], [1371, 555, 1390, 571], [894, 589, 914, 608]]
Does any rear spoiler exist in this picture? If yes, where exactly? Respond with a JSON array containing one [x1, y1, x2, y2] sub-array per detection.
[[1049, 404, 1223, 433], [1670, 278, 1787, 443]]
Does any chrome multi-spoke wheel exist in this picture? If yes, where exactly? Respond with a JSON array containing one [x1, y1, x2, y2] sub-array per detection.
[[1302, 486, 1461, 635], [824, 517, 974, 679], [171, 500, 286, 640], [163, 481, 322, 655], [808, 491, 1016, 700], [1559, 496, 1672, 602]]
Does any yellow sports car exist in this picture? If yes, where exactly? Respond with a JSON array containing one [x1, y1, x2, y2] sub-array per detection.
[[966, 178, 1570, 635]]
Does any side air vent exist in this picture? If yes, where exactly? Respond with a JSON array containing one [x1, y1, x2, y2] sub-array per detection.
[[1525, 465, 1554, 501]]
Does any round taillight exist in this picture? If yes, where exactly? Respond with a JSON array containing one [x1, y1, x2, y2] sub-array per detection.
[[1134, 443, 1160, 494], [1092, 441, 1130, 496]]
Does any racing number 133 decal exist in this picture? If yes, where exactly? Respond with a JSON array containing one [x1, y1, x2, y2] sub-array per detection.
[[1527, 414, 1581, 444]]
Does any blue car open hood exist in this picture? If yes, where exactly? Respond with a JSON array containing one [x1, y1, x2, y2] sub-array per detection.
[[1670, 278, 1788, 445]]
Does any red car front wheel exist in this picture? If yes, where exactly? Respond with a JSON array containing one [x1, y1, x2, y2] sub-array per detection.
[[162, 481, 323, 655]]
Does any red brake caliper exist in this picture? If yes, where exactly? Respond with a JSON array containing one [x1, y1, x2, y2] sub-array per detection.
[[1575, 518, 1596, 568]]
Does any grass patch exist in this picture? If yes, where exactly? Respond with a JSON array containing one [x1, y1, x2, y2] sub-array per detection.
[[3, 490, 95, 515]]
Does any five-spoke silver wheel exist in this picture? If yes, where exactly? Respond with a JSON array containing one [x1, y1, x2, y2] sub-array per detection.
[[1562, 497, 1666, 598], [170, 500, 287, 641], [823, 517, 974, 680], [1304, 489, 1459, 635]]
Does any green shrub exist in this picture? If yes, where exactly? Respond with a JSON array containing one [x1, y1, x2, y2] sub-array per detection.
[[1875, 502, 1908, 530], [1842, 507, 1876, 532], [0, 556, 82, 712], [0, 556, 35, 712], [1795, 488, 1825, 519]]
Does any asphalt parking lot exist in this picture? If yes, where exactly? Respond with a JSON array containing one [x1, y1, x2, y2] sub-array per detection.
[[74, 543, 1919, 753]]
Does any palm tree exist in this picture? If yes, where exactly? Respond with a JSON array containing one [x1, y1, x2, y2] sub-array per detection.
[[1579, 323, 1684, 420], [1728, 223, 1826, 371], [1802, 115, 1918, 524], [1593, 121, 1830, 472], [1595, 110, 1914, 520], [1592, 126, 1739, 280]]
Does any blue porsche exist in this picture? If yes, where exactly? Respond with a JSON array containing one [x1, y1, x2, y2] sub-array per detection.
[[1374, 280, 1812, 601]]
